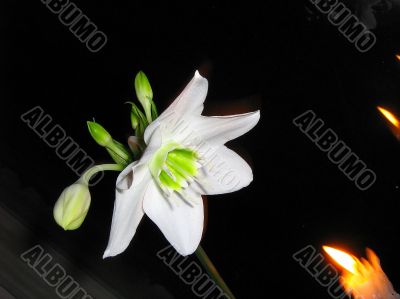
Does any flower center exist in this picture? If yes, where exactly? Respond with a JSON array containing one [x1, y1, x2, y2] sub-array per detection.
[[149, 143, 199, 195]]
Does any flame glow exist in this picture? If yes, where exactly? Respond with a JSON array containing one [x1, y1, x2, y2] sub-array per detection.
[[323, 247, 397, 298], [377, 106, 400, 128], [396, 54, 400, 61], [323, 246, 357, 274]]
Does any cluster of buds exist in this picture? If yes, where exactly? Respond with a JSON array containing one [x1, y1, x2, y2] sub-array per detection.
[[54, 71, 155, 231]]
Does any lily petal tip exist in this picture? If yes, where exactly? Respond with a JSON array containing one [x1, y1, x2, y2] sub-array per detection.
[[173, 242, 199, 257], [193, 70, 208, 88], [255, 109, 261, 122], [194, 70, 202, 78], [194, 70, 208, 84], [176, 248, 195, 257], [102, 249, 112, 259], [244, 110, 261, 131], [253, 109, 261, 117]]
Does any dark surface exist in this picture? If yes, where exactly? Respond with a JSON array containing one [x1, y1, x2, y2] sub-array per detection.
[[2, 0, 400, 298]]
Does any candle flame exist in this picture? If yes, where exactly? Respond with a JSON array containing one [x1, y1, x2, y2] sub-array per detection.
[[377, 106, 400, 128], [396, 54, 400, 61], [323, 246, 398, 298], [323, 246, 357, 274]]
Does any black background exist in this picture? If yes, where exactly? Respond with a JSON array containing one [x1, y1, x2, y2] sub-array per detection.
[[2, 0, 400, 298]]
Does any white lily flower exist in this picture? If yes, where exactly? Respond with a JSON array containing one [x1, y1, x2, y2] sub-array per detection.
[[103, 71, 260, 258]]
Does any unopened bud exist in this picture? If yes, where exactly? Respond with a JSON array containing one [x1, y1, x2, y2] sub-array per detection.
[[126, 101, 148, 137], [87, 121, 112, 147], [134, 71, 153, 123], [53, 180, 91, 230]]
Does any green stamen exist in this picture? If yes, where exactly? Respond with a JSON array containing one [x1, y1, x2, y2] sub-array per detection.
[[165, 160, 190, 182], [167, 151, 198, 176], [149, 143, 199, 194], [159, 170, 181, 191]]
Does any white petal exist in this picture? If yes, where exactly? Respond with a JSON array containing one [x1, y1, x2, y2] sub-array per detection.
[[140, 127, 163, 163], [187, 111, 260, 146], [143, 181, 204, 256], [194, 145, 254, 195], [165, 70, 208, 116], [144, 71, 208, 144], [103, 162, 151, 258]]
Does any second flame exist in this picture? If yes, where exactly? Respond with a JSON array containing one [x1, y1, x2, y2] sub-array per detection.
[[377, 106, 400, 128]]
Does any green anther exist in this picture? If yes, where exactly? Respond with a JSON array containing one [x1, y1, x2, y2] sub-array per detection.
[[171, 148, 198, 160], [165, 158, 193, 179], [159, 170, 181, 191], [167, 151, 198, 176], [165, 160, 188, 183], [149, 143, 199, 193], [149, 143, 178, 177]]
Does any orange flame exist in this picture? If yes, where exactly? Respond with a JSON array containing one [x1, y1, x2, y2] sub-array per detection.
[[377, 106, 400, 128], [323, 246, 396, 298], [323, 246, 357, 274], [396, 54, 400, 61]]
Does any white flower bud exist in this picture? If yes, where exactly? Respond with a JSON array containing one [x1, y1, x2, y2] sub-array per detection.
[[53, 181, 91, 230]]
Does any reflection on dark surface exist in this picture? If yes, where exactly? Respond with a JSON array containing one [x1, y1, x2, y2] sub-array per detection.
[[0, 286, 16, 299], [355, 0, 390, 29], [0, 159, 174, 299]]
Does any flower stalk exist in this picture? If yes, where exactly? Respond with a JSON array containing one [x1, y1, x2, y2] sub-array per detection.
[[81, 163, 125, 185], [195, 245, 236, 299]]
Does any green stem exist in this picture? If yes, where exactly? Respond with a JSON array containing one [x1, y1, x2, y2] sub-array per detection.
[[195, 245, 236, 299], [81, 163, 124, 185]]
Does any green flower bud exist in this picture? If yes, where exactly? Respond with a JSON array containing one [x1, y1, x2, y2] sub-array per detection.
[[108, 139, 133, 166], [87, 120, 133, 166], [130, 110, 139, 130], [134, 71, 153, 123], [87, 121, 112, 147], [150, 99, 158, 120], [126, 101, 148, 137], [53, 180, 91, 230]]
